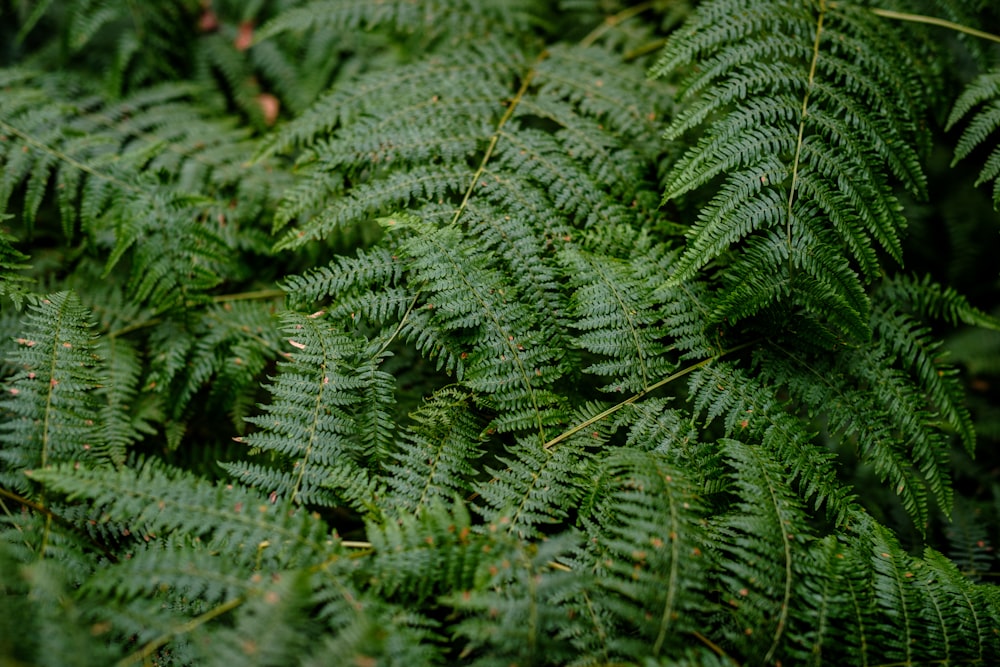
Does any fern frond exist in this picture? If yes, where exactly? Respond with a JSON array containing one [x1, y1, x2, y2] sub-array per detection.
[[397, 218, 569, 439], [93, 336, 151, 467], [0, 292, 105, 494], [281, 246, 403, 309], [944, 496, 996, 580], [196, 567, 320, 667], [384, 387, 485, 516], [477, 431, 592, 538], [559, 231, 677, 393], [755, 342, 949, 529], [871, 302, 975, 453], [444, 530, 584, 666], [919, 545, 1000, 663], [878, 272, 1000, 331], [255, 0, 539, 46], [365, 496, 490, 603], [141, 298, 284, 430], [864, 519, 927, 664], [0, 547, 117, 666], [714, 439, 811, 663], [258, 38, 522, 161], [28, 458, 335, 568], [582, 449, 711, 659], [687, 362, 856, 524], [0, 219, 33, 310], [652, 0, 931, 340], [223, 310, 379, 508], [784, 535, 865, 666]]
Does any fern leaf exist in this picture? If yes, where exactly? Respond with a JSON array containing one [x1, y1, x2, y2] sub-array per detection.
[[224, 310, 378, 508], [687, 362, 857, 525], [0, 292, 105, 494], [476, 437, 587, 538], [443, 530, 584, 666], [715, 439, 811, 663], [397, 217, 568, 438], [384, 388, 485, 515], [28, 459, 335, 568], [652, 0, 931, 340], [366, 496, 489, 603], [559, 234, 676, 393], [0, 220, 33, 310], [255, 0, 539, 46], [583, 449, 711, 659]]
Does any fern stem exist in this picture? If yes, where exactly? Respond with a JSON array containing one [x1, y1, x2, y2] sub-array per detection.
[[691, 631, 740, 666], [211, 289, 286, 303], [0, 119, 141, 194], [542, 340, 758, 451], [451, 52, 545, 227], [786, 0, 826, 259], [374, 287, 423, 358], [860, 6, 1000, 44], [624, 37, 669, 62], [580, 1, 654, 48], [116, 596, 245, 666]]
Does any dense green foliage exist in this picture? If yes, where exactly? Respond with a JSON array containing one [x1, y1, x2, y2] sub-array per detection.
[[2, 0, 1000, 664]]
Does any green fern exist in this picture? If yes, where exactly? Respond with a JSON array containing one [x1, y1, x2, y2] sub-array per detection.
[[948, 65, 1000, 208], [3, 1, 1000, 664], [0, 292, 106, 495], [222, 310, 388, 508], [652, 0, 933, 341]]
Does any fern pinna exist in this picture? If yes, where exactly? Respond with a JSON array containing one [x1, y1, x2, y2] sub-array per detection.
[[3, 0, 1000, 665]]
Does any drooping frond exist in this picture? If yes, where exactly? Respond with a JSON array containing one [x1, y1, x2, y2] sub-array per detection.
[[687, 361, 857, 524], [746, 339, 952, 529], [876, 272, 1000, 332], [652, 0, 933, 341], [713, 439, 812, 663]]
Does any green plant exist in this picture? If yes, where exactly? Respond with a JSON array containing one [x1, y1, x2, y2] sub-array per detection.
[[2, 0, 1000, 664]]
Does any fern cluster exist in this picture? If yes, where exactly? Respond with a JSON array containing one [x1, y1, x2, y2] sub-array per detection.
[[2, 0, 1000, 665]]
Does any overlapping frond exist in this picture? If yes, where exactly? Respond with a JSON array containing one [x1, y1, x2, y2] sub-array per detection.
[[28, 458, 335, 568], [687, 361, 856, 524], [560, 227, 677, 393], [713, 439, 811, 663], [384, 388, 485, 515]]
